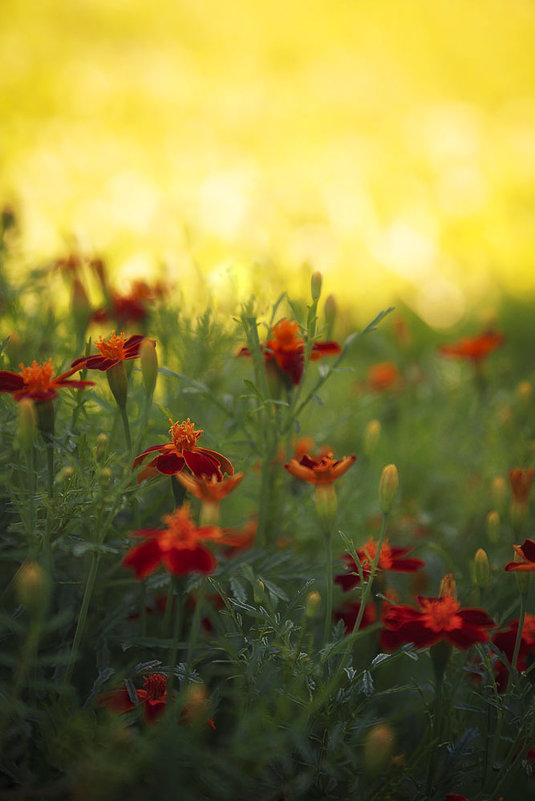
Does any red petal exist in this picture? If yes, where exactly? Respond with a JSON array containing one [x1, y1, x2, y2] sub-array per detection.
[[14, 388, 58, 402], [0, 371, 24, 391], [520, 538, 535, 563], [447, 626, 488, 649], [133, 444, 167, 468], [390, 557, 426, 573], [144, 698, 167, 723], [198, 447, 234, 476], [122, 539, 163, 578], [236, 346, 250, 357], [97, 687, 135, 713], [459, 609, 495, 628], [164, 545, 216, 575], [183, 449, 222, 480], [276, 350, 304, 384], [56, 379, 95, 390], [310, 341, 341, 359], [124, 334, 146, 350], [155, 452, 185, 475]]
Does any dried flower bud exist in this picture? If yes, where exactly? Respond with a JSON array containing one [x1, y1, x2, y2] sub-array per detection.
[[363, 420, 381, 456], [17, 398, 37, 451], [486, 511, 500, 543], [379, 464, 399, 513], [140, 339, 158, 397], [311, 271, 323, 302], [474, 548, 490, 589], [305, 590, 321, 618], [15, 562, 48, 614], [182, 683, 211, 728], [439, 573, 457, 600], [363, 723, 396, 773]]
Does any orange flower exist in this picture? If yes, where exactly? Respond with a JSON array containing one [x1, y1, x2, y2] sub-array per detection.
[[133, 418, 233, 482], [509, 468, 534, 504], [284, 451, 356, 484], [238, 318, 341, 385], [175, 471, 244, 501], [366, 361, 399, 392], [439, 330, 504, 363], [71, 331, 150, 372], [0, 358, 93, 402], [504, 538, 535, 572]]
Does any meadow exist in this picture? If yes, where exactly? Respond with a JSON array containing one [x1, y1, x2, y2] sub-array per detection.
[[0, 214, 534, 800]]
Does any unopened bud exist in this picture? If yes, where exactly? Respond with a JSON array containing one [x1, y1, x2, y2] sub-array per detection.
[[72, 278, 91, 334], [106, 362, 128, 409], [253, 579, 265, 604], [474, 548, 490, 589], [17, 398, 37, 451], [491, 477, 507, 512], [140, 338, 158, 397], [363, 420, 381, 456], [182, 683, 211, 728], [15, 562, 48, 614], [324, 294, 337, 334], [486, 511, 500, 543], [379, 464, 399, 513], [305, 590, 321, 618], [315, 483, 337, 529], [363, 723, 396, 773], [99, 467, 112, 485], [311, 271, 323, 302], [56, 465, 75, 484], [95, 432, 109, 462], [516, 381, 532, 403], [439, 573, 457, 600]]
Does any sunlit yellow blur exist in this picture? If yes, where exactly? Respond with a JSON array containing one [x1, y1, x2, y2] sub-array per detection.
[[2, 0, 535, 324]]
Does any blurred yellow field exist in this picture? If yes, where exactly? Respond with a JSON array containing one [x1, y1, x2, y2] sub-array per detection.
[[2, 0, 535, 323]]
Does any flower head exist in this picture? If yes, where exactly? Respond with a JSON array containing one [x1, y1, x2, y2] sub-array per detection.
[[98, 672, 169, 723], [335, 539, 424, 591], [492, 614, 535, 690], [439, 330, 504, 363], [0, 358, 94, 402], [175, 471, 244, 502], [133, 418, 234, 482], [71, 331, 150, 372], [284, 451, 356, 485], [238, 318, 341, 385], [504, 538, 535, 572], [122, 503, 221, 579]]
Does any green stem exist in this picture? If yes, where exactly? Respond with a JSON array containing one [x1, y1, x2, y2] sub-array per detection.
[[167, 578, 183, 696], [186, 577, 206, 679], [119, 405, 132, 452], [508, 589, 528, 690], [46, 442, 54, 499], [0, 615, 43, 750], [65, 553, 101, 683], [256, 438, 278, 547], [323, 531, 333, 643], [352, 512, 389, 635]]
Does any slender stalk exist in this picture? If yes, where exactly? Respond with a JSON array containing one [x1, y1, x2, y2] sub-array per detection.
[[46, 442, 54, 498], [65, 553, 101, 683], [256, 437, 278, 547], [119, 405, 132, 452], [352, 512, 389, 635], [186, 577, 206, 679], [508, 589, 527, 691], [323, 531, 333, 642], [167, 577, 183, 695]]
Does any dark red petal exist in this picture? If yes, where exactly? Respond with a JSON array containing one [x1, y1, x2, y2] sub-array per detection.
[[144, 698, 167, 723], [383, 605, 422, 628], [183, 449, 222, 480], [155, 452, 185, 475], [276, 350, 304, 385], [97, 687, 135, 713], [124, 334, 146, 350], [56, 379, 95, 390], [310, 341, 341, 358], [390, 557, 426, 573], [447, 625, 488, 649], [299, 454, 320, 469], [393, 621, 439, 648], [520, 538, 535, 563], [389, 546, 411, 558], [0, 371, 24, 391], [164, 545, 216, 575], [122, 539, 163, 579], [197, 447, 234, 476], [459, 608, 495, 628], [504, 561, 535, 572], [132, 444, 167, 468], [14, 388, 58, 402], [236, 346, 250, 357]]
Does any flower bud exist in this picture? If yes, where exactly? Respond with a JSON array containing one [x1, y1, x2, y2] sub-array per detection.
[[253, 579, 265, 604], [106, 362, 128, 409], [311, 271, 323, 302], [516, 381, 532, 404], [491, 476, 507, 513], [363, 723, 396, 774], [486, 510, 500, 543], [56, 465, 75, 484], [15, 562, 48, 614], [474, 548, 490, 589], [324, 294, 337, 333], [363, 420, 381, 456], [379, 464, 399, 513], [305, 590, 321, 618], [439, 573, 457, 600], [17, 398, 37, 451], [99, 467, 112, 485], [140, 339, 158, 397], [95, 432, 109, 462], [315, 483, 337, 529], [72, 278, 91, 334], [182, 683, 212, 729]]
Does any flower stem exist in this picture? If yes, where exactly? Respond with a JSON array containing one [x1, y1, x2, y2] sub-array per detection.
[[167, 577, 183, 696], [186, 577, 206, 679], [119, 405, 131, 452], [323, 530, 333, 642], [509, 588, 528, 690], [352, 512, 389, 635], [65, 553, 101, 683]]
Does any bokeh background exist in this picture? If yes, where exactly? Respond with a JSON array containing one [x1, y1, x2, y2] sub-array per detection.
[[2, 0, 535, 324]]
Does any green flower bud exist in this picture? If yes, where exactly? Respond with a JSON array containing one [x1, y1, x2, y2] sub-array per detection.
[[379, 464, 399, 513], [474, 548, 490, 589]]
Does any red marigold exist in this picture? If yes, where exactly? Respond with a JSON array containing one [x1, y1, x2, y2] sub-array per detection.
[[92, 280, 167, 326], [509, 468, 534, 504], [238, 318, 341, 385], [98, 672, 169, 723], [381, 594, 495, 650], [492, 614, 535, 690], [504, 538, 535, 572], [133, 418, 234, 482], [71, 331, 149, 372], [335, 538, 425, 592], [122, 504, 221, 579], [0, 358, 94, 402], [334, 600, 377, 634], [284, 451, 356, 485], [366, 361, 400, 393], [439, 330, 504, 363]]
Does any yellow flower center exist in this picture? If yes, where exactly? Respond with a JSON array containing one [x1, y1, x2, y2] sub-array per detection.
[[420, 595, 461, 632], [19, 359, 56, 391], [95, 331, 128, 360], [159, 504, 201, 550], [169, 418, 202, 452]]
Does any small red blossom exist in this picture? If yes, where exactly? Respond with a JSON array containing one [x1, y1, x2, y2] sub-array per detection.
[[71, 331, 150, 372], [238, 318, 341, 385], [492, 614, 535, 690], [504, 538, 535, 572], [284, 451, 356, 485], [98, 672, 169, 723], [439, 330, 504, 363], [381, 594, 495, 651], [0, 358, 93, 402], [133, 418, 234, 482], [175, 471, 244, 501], [509, 468, 534, 504], [366, 361, 400, 392], [335, 538, 425, 592], [122, 504, 221, 579], [93, 280, 167, 326]]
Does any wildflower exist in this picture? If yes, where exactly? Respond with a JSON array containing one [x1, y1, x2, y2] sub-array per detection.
[[133, 418, 234, 481], [504, 538, 535, 572], [0, 358, 93, 402], [71, 331, 149, 372], [284, 451, 355, 485], [439, 330, 504, 363], [366, 361, 399, 392], [492, 615, 535, 690], [238, 318, 341, 385], [175, 471, 244, 524], [381, 593, 495, 650], [122, 504, 220, 579], [335, 539, 424, 592], [98, 672, 169, 723]]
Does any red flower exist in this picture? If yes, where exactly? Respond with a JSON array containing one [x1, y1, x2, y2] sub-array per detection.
[[284, 451, 356, 485], [509, 468, 534, 504], [71, 331, 149, 372], [334, 600, 377, 634], [366, 362, 400, 392], [93, 280, 167, 326], [238, 318, 341, 385], [98, 672, 169, 723], [335, 538, 425, 592], [504, 538, 535, 572], [133, 418, 234, 482], [0, 358, 94, 402], [439, 330, 504, 363], [492, 614, 535, 690], [381, 594, 495, 650], [122, 504, 222, 579]]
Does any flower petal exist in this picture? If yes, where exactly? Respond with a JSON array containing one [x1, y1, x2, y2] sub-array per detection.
[[164, 545, 216, 575], [198, 447, 234, 476], [183, 449, 222, 480], [0, 371, 24, 392], [155, 452, 186, 475], [122, 539, 162, 579]]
